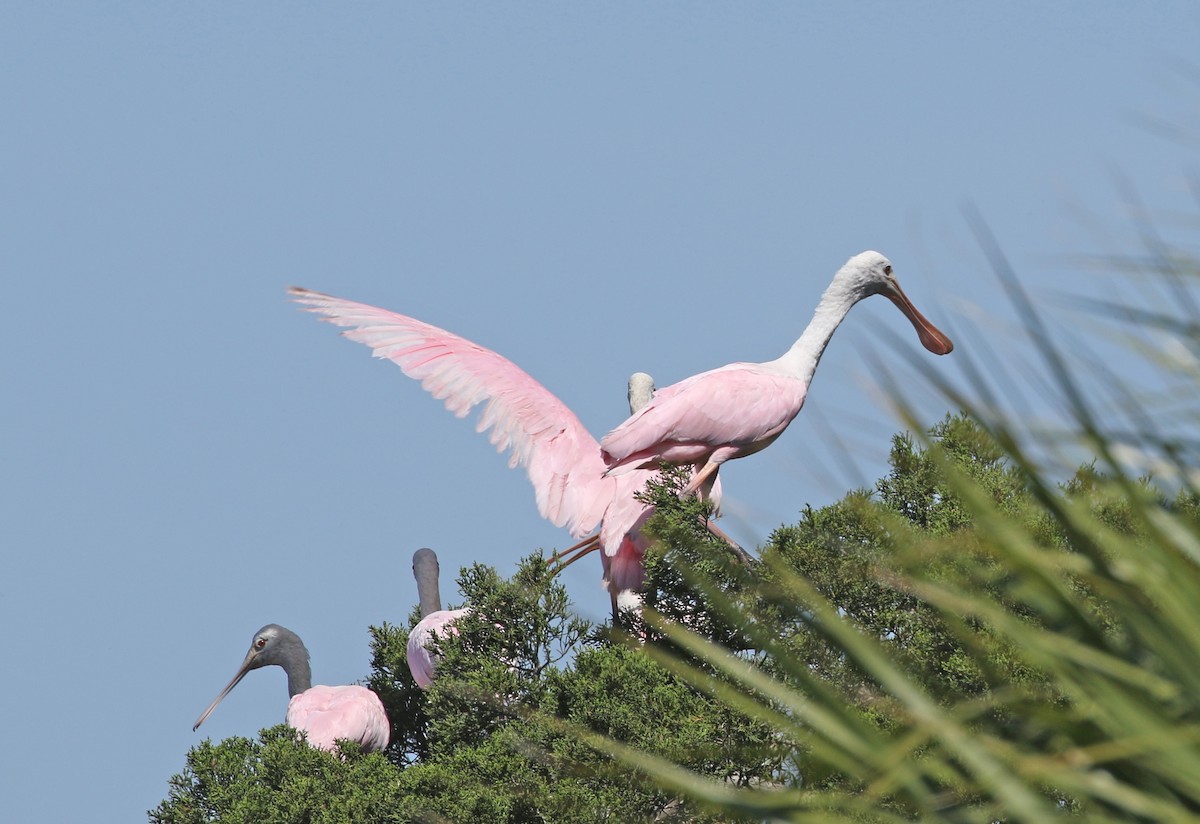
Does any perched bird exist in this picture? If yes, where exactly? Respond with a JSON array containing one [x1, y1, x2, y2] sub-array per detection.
[[407, 548, 470, 689], [289, 288, 731, 614], [192, 624, 390, 753], [601, 251, 953, 494]]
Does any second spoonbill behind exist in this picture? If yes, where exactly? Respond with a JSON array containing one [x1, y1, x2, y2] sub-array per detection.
[[407, 547, 470, 689]]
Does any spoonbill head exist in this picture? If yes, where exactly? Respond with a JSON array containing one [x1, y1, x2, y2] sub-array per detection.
[[830, 251, 953, 356], [626, 372, 656, 415]]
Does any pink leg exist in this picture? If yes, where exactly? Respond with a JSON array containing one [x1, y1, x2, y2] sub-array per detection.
[[701, 518, 756, 565], [681, 460, 721, 498], [548, 534, 601, 573]]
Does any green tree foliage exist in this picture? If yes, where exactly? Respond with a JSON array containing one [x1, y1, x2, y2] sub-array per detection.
[[155, 408, 1200, 821], [767, 414, 1048, 707], [154, 542, 774, 823], [158, 410, 1200, 821], [152, 729, 406, 824], [605, 416, 1200, 821]]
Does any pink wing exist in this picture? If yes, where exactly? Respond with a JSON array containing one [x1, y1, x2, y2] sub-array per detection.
[[291, 288, 613, 539], [600, 363, 808, 471], [286, 685, 390, 753], [406, 607, 470, 689]]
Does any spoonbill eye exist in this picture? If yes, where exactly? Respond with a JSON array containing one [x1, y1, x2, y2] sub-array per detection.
[[256, 638, 267, 648], [883, 264, 893, 276]]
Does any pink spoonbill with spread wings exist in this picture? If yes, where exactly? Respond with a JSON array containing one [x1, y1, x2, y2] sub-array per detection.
[[601, 251, 954, 493], [193, 624, 390, 754], [407, 547, 470, 689], [289, 288, 731, 614]]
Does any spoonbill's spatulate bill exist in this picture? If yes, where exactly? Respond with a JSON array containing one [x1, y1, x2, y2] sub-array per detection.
[[289, 288, 719, 608], [407, 548, 470, 689], [193, 624, 390, 753], [600, 251, 954, 495]]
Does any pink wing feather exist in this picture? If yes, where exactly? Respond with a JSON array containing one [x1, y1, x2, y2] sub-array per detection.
[[290, 288, 614, 538], [286, 685, 390, 753], [292, 287, 729, 612]]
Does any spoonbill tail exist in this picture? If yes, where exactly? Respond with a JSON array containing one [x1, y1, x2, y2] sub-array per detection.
[[193, 624, 390, 753], [288, 288, 731, 613], [601, 251, 954, 495], [407, 548, 470, 689]]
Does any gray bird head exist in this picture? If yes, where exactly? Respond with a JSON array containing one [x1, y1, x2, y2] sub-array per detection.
[[241, 624, 309, 672], [192, 623, 313, 732]]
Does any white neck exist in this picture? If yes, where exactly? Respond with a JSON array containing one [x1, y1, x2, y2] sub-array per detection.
[[768, 275, 863, 384]]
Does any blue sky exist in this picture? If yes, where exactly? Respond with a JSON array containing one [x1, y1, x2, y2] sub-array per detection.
[[2, 3, 1197, 820]]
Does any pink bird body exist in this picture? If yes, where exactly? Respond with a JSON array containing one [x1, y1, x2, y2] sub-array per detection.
[[291, 290, 718, 609], [193, 623, 390, 755], [602, 363, 808, 471], [407, 607, 470, 689], [286, 684, 391, 753], [601, 252, 954, 493]]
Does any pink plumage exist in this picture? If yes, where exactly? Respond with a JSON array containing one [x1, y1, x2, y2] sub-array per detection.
[[602, 364, 808, 471], [286, 685, 391, 753], [291, 290, 720, 611], [407, 607, 470, 689], [290, 287, 612, 539], [601, 252, 953, 496]]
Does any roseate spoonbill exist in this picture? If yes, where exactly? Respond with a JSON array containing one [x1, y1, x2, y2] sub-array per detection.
[[193, 624, 390, 754], [601, 251, 953, 494], [407, 548, 470, 689], [289, 288, 734, 614]]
